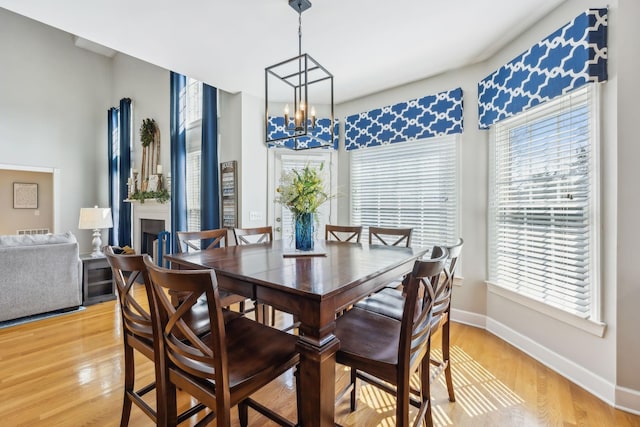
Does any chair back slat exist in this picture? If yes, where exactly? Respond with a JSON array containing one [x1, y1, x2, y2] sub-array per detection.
[[144, 258, 227, 383], [233, 226, 273, 245], [399, 249, 447, 374], [177, 229, 229, 253], [105, 246, 154, 340], [325, 224, 363, 243], [368, 226, 412, 247]]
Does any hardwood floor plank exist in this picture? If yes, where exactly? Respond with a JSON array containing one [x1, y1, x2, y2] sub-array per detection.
[[0, 287, 638, 426]]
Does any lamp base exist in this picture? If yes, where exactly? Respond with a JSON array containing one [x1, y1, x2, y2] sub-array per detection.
[[90, 229, 104, 258]]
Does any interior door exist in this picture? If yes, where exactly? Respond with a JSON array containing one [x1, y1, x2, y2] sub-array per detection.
[[273, 151, 333, 242]]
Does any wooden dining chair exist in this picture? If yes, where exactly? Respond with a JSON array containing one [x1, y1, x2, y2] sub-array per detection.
[[233, 226, 276, 325], [143, 257, 301, 427], [233, 226, 273, 245], [176, 228, 229, 252], [334, 250, 448, 427], [354, 238, 464, 404], [104, 246, 209, 426], [176, 228, 249, 314], [325, 224, 363, 243], [368, 226, 413, 247]]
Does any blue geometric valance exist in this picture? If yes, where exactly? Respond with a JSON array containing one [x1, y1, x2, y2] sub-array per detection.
[[345, 87, 463, 151], [478, 8, 607, 129], [267, 117, 339, 150]]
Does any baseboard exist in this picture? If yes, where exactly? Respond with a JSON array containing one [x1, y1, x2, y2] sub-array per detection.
[[616, 386, 640, 415], [450, 308, 486, 329], [449, 309, 640, 414], [485, 317, 617, 407]]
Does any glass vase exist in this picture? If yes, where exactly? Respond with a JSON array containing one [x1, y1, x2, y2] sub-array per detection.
[[295, 212, 314, 251]]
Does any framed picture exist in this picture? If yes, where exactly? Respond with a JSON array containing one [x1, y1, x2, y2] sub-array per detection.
[[13, 182, 38, 209]]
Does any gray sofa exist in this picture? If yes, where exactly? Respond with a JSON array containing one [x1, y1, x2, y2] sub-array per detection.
[[0, 232, 82, 322]]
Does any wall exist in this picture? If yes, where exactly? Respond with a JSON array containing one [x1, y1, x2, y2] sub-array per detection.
[[335, 0, 639, 411], [0, 169, 53, 234], [111, 53, 171, 184], [0, 8, 112, 252], [615, 0, 640, 408]]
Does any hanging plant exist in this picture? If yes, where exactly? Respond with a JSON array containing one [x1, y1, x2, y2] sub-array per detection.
[[140, 118, 156, 147]]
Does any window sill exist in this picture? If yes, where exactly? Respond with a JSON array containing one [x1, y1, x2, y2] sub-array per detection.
[[486, 281, 607, 337]]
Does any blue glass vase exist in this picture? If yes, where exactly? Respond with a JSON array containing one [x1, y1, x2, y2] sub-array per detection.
[[295, 212, 314, 251]]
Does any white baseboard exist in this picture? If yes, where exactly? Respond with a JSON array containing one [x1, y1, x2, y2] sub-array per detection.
[[485, 317, 617, 407], [449, 309, 640, 414], [616, 386, 640, 415], [450, 308, 486, 329]]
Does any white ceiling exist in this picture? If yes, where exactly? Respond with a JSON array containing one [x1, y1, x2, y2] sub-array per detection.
[[0, 0, 567, 103]]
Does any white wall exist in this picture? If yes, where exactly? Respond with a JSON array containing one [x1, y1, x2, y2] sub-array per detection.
[[111, 53, 171, 184], [0, 8, 112, 252], [615, 0, 640, 408], [335, 0, 639, 412]]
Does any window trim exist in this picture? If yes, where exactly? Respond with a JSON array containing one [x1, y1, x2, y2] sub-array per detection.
[[488, 85, 603, 327]]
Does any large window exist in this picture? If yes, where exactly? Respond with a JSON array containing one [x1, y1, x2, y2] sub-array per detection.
[[350, 136, 459, 249], [489, 85, 599, 320], [185, 78, 203, 231]]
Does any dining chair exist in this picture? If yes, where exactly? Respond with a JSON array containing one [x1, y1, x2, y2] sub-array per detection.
[[176, 228, 250, 314], [104, 246, 211, 426], [233, 226, 276, 326], [368, 226, 413, 247], [233, 226, 273, 245], [176, 228, 229, 252], [354, 238, 464, 404], [325, 224, 363, 243], [334, 250, 448, 427], [143, 257, 301, 427]]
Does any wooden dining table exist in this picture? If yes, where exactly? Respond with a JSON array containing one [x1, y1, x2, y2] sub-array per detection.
[[165, 239, 429, 427]]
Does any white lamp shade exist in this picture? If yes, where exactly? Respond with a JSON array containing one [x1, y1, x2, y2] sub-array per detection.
[[78, 206, 113, 230]]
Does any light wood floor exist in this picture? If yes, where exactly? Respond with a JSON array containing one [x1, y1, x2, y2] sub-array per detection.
[[1, 285, 638, 427]]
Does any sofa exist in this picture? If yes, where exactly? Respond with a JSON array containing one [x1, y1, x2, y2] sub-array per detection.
[[0, 232, 82, 322]]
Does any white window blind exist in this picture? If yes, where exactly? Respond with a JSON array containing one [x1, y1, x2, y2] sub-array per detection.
[[489, 85, 598, 319], [350, 136, 459, 249]]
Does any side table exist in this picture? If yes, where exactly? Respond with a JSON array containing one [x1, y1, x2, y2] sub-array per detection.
[[81, 254, 116, 306]]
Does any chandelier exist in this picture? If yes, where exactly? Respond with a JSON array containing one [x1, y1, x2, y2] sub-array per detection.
[[265, 0, 335, 150]]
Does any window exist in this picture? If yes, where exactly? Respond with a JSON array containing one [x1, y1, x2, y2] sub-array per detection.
[[186, 78, 202, 126], [350, 136, 459, 249], [185, 78, 203, 231], [489, 85, 599, 320]]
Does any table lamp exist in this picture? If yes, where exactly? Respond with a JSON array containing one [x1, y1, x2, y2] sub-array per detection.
[[78, 206, 113, 257]]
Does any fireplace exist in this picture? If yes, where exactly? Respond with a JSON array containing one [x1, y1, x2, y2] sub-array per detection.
[[130, 200, 171, 263], [140, 219, 165, 256]]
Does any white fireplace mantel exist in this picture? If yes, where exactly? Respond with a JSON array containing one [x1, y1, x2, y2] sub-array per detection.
[[128, 200, 171, 252]]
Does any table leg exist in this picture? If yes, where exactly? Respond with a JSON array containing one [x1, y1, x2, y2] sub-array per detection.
[[296, 337, 340, 427]]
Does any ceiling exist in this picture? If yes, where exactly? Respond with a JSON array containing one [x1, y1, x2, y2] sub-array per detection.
[[0, 0, 567, 103]]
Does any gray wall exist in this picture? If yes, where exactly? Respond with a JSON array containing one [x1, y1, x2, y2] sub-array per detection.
[[0, 8, 112, 251]]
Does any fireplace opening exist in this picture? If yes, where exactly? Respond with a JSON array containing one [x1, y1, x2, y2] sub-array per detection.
[[140, 219, 165, 256]]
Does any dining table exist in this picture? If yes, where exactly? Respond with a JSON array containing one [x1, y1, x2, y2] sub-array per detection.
[[164, 239, 429, 427]]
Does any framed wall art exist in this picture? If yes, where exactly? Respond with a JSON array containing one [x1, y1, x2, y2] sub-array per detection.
[[13, 182, 38, 209]]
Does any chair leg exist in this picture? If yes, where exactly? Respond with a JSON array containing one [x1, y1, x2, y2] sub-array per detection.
[[396, 375, 411, 427], [239, 300, 246, 313], [421, 342, 434, 427], [238, 400, 249, 427], [165, 380, 178, 427], [349, 368, 358, 412], [120, 342, 134, 427], [295, 367, 302, 425], [442, 319, 455, 402]]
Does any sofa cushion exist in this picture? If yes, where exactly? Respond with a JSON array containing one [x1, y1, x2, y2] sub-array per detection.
[[0, 231, 76, 247]]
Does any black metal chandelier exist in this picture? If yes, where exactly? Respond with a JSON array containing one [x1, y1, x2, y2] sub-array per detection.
[[265, 0, 335, 150]]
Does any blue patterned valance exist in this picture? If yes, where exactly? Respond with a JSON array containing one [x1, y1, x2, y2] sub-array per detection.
[[267, 117, 338, 150], [478, 8, 607, 129], [344, 87, 463, 151]]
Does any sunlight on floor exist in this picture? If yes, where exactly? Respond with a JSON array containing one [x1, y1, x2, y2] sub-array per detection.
[[345, 345, 525, 426]]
